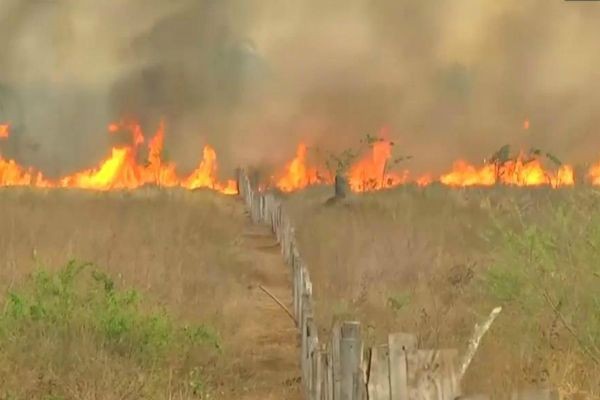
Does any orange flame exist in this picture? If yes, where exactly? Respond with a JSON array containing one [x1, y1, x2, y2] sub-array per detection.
[[588, 162, 600, 186], [0, 120, 235, 194], [272, 137, 578, 192], [0, 124, 9, 138], [440, 156, 574, 188], [348, 140, 410, 192], [440, 160, 497, 187], [182, 145, 237, 194], [0, 119, 597, 193], [141, 121, 179, 187], [0, 123, 48, 186], [275, 143, 324, 192]]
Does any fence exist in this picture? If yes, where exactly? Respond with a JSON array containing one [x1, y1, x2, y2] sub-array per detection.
[[236, 169, 559, 400]]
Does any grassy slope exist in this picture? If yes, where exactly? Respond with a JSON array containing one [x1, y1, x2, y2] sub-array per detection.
[[284, 184, 600, 398], [0, 188, 301, 400]]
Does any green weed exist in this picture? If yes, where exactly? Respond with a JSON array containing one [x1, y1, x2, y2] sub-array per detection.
[[387, 291, 411, 313], [482, 191, 600, 363], [0, 260, 221, 397]]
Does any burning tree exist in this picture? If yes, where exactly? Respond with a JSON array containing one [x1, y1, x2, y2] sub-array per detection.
[[485, 144, 573, 188]]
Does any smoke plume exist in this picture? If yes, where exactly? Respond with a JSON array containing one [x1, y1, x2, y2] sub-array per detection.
[[0, 0, 599, 177]]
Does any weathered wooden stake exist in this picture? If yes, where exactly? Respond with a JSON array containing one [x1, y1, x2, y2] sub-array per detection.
[[368, 345, 391, 400], [389, 333, 417, 400], [339, 321, 363, 400]]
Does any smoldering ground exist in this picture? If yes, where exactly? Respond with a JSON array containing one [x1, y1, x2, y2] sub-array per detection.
[[0, 0, 599, 178]]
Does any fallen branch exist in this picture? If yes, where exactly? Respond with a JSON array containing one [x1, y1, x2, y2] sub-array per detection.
[[458, 306, 502, 382], [258, 284, 297, 326]]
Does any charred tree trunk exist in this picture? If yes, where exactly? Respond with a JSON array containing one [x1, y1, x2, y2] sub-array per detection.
[[335, 174, 350, 199], [325, 174, 350, 205]]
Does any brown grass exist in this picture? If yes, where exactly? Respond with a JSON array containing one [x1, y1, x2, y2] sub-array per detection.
[[0, 187, 301, 400], [283, 184, 600, 399]]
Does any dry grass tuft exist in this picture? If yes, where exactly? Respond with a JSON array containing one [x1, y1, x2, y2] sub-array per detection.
[[0, 188, 301, 400]]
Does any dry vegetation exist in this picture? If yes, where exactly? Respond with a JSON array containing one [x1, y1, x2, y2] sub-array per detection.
[[284, 185, 600, 399], [0, 188, 301, 400]]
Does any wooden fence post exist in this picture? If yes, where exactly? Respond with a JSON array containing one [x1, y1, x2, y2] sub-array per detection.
[[325, 346, 334, 400], [310, 343, 322, 400], [367, 344, 391, 400], [388, 333, 417, 400], [331, 323, 342, 400], [339, 321, 363, 400], [292, 255, 299, 323]]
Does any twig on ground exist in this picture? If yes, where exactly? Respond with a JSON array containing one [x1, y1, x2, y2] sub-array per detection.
[[542, 288, 600, 365], [258, 284, 297, 325], [458, 306, 503, 382]]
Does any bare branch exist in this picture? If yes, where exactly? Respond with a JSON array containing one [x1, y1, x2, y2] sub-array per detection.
[[458, 306, 503, 382]]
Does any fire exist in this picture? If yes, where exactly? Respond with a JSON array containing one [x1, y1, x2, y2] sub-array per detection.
[[348, 140, 410, 192], [0, 124, 9, 138], [440, 155, 574, 188], [182, 145, 238, 194], [141, 121, 179, 187], [415, 174, 433, 187], [0, 119, 599, 193], [0, 159, 34, 186], [0, 120, 235, 193], [440, 160, 497, 187], [59, 147, 140, 190], [0, 123, 47, 186], [275, 143, 325, 192], [588, 162, 600, 185], [271, 137, 581, 192]]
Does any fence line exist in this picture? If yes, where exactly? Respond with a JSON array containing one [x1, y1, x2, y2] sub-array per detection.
[[236, 169, 559, 400]]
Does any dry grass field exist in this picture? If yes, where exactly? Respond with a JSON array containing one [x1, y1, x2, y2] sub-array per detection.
[[283, 185, 600, 399], [0, 188, 301, 400]]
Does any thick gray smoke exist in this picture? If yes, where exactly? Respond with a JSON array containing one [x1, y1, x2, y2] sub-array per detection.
[[0, 0, 599, 177]]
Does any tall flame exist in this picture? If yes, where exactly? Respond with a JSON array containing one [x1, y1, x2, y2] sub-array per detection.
[[273, 137, 582, 192], [182, 145, 237, 194], [348, 140, 410, 192], [0, 120, 235, 193], [275, 143, 324, 192], [0, 120, 599, 193]]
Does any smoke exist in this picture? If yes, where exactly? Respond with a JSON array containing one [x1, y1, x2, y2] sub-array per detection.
[[1, 0, 599, 177]]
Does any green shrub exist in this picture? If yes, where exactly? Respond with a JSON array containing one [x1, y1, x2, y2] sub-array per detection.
[[0, 260, 220, 367], [482, 191, 600, 362]]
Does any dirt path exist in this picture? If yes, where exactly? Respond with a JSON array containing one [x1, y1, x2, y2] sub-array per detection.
[[219, 217, 303, 400]]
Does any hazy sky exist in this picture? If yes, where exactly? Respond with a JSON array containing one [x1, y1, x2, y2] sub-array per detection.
[[1, 0, 599, 176]]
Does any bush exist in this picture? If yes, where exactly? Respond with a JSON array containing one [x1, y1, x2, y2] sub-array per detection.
[[0, 260, 221, 398], [482, 192, 600, 364]]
